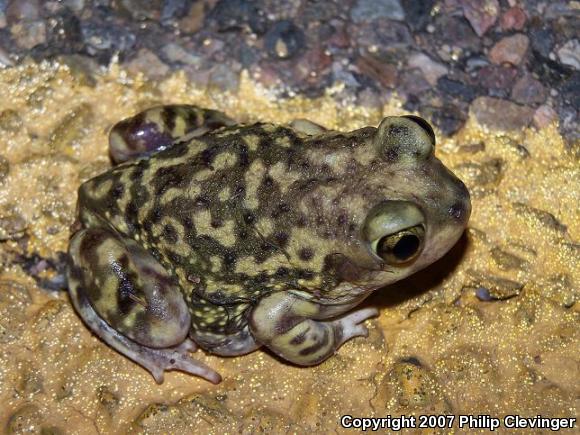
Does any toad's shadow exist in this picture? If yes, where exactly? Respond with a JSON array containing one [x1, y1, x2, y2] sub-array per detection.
[[365, 231, 469, 309]]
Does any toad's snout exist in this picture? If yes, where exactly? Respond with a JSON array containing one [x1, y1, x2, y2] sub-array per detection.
[[447, 178, 471, 225]]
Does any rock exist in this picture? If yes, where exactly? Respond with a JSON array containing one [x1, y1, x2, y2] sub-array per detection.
[[474, 65, 518, 98], [490, 247, 528, 271], [353, 19, 413, 57], [178, 0, 205, 34], [351, 0, 405, 23], [533, 104, 558, 128], [0, 2, 6, 29], [512, 202, 567, 234], [5, 0, 40, 23], [500, 6, 527, 31], [161, 42, 201, 67], [80, 20, 136, 63], [117, 0, 164, 21], [355, 55, 398, 89], [208, 63, 240, 92], [489, 34, 529, 66], [529, 21, 555, 59], [264, 20, 305, 60], [559, 72, 580, 110], [56, 54, 99, 87], [399, 69, 431, 97], [0, 108, 23, 132], [401, 0, 435, 31], [435, 15, 480, 50], [0, 208, 27, 240], [97, 385, 120, 416], [407, 52, 448, 86], [207, 0, 267, 35], [460, 0, 499, 36], [470, 97, 534, 131], [6, 404, 43, 434], [161, 0, 193, 22], [11, 19, 46, 49], [126, 48, 170, 79], [437, 77, 478, 102], [557, 39, 580, 70], [466, 269, 524, 299], [496, 135, 530, 159], [371, 360, 452, 413], [511, 74, 547, 105], [45, 8, 84, 55], [422, 103, 467, 136]]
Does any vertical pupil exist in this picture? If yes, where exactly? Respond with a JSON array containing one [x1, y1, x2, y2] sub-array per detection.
[[393, 235, 420, 259]]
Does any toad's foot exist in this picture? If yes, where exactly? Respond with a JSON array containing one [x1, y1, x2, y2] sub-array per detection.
[[69, 281, 221, 384], [335, 307, 380, 345]]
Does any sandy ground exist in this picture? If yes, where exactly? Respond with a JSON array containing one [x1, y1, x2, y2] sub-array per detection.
[[0, 61, 578, 434]]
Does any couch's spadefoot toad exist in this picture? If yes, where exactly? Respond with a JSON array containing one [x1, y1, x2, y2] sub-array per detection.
[[67, 105, 470, 384]]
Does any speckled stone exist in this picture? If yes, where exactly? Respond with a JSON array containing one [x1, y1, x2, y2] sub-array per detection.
[[470, 96, 534, 130], [489, 34, 529, 66]]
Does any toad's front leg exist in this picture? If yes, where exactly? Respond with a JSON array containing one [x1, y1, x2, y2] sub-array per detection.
[[67, 226, 221, 383], [249, 292, 378, 366]]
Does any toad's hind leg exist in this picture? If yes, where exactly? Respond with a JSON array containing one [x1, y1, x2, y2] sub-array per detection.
[[67, 226, 221, 383], [250, 292, 378, 366], [109, 104, 235, 164]]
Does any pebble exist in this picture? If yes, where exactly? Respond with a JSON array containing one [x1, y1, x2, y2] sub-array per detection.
[[46, 8, 84, 54], [0, 0, 6, 28], [178, 1, 204, 34], [0, 108, 23, 132], [407, 52, 448, 86], [533, 104, 558, 128], [6, 404, 43, 434], [470, 96, 534, 131], [500, 6, 527, 31], [208, 62, 240, 92], [489, 34, 529, 66], [437, 76, 478, 102], [355, 55, 398, 89], [557, 39, 579, 70], [528, 22, 555, 59], [10, 19, 46, 49], [81, 20, 136, 62], [436, 15, 480, 50], [117, 0, 164, 21], [421, 103, 467, 136], [6, 0, 40, 24], [351, 0, 405, 23], [0, 207, 28, 241], [264, 20, 305, 60], [474, 65, 518, 98], [511, 74, 547, 105], [161, 42, 201, 67], [512, 202, 567, 233], [126, 48, 169, 79], [401, 0, 435, 31], [460, 0, 499, 37], [208, 0, 267, 35]]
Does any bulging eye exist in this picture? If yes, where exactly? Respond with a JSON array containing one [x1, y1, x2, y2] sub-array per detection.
[[372, 225, 425, 265]]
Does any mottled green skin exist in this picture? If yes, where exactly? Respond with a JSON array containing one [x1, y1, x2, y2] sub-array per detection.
[[68, 106, 471, 383]]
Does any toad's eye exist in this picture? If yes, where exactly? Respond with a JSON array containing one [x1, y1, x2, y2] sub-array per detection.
[[373, 225, 425, 265], [363, 200, 426, 266]]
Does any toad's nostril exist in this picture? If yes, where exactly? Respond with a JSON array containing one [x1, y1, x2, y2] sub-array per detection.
[[449, 202, 466, 221]]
